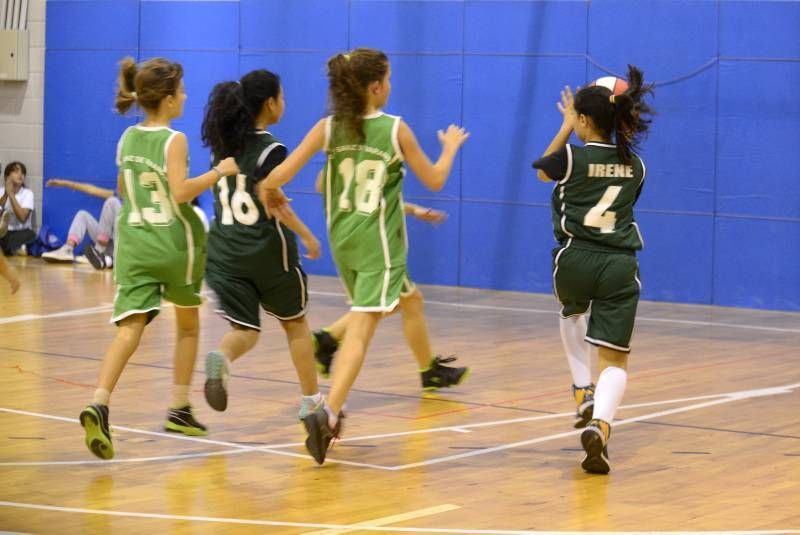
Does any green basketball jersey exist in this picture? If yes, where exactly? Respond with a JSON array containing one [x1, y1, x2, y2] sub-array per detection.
[[552, 142, 646, 250], [115, 125, 207, 286], [322, 112, 407, 271], [207, 131, 298, 276]]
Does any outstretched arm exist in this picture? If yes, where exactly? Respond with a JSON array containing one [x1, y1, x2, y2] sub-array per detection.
[[404, 202, 447, 225], [46, 179, 116, 200], [397, 121, 469, 192], [535, 86, 576, 183]]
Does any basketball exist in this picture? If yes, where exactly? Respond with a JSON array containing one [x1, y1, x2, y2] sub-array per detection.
[[590, 76, 629, 95]]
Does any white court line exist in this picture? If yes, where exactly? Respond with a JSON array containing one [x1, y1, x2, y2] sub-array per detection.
[[301, 504, 461, 535], [387, 383, 800, 470], [0, 407, 393, 471], [0, 448, 250, 466], [0, 501, 797, 535], [4, 383, 796, 468], [2, 288, 798, 333], [309, 290, 800, 334]]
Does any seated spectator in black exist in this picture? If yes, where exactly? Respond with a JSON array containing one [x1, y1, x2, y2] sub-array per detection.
[[0, 162, 35, 256]]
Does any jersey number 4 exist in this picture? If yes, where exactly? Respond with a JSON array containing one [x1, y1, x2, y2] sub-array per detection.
[[583, 185, 622, 234], [124, 169, 174, 226], [217, 174, 259, 226], [337, 158, 386, 215]]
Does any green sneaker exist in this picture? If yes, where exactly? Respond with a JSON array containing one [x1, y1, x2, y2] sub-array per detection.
[[572, 384, 595, 429], [581, 418, 611, 475], [204, 350, 229, 411], [79, 403, 114, 460], [312, 330, 339, 378], [298, 396, 324, 421], [421, 355, 471, 391], [164, 405, 208, 436]]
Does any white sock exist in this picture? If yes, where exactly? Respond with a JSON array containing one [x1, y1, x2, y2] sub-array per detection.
[[560, 315, 592, 387], [92, 388, 110, 406], [323, 403, 338, 428], [171, 384, 191, 409], [592, 367, 627, 423], [303, 392, 323, 405]]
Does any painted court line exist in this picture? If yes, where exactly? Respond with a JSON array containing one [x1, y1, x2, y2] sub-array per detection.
[[0, 501, 797, 535], [309, 290, 800, 335], [0, 448, 250, 467], [386, 382, 800, 470], [0, 407, 393, 471], [301, 504, 461, 535]]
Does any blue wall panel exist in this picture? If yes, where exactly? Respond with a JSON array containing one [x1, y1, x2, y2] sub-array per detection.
[[717, 60, 800, 219], [465, 0, 587, 55], [405, 198, 460, 287], [635, 212, 714, 305], [462, 55, 586, 204], [714, 217, 800, 310], [46, 0, 139, 50], [388, 54, 463, 200], [240, 0, 348, 52], [720, 1, 800, 59], [588, 0, 717, 82], [42, 0, 800, 311], [459, 202, 553, 293], [350, 1, 463, 54], [140, 1, 238, 51]]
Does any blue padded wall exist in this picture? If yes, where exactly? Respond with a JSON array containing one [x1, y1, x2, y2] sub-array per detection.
[[43, 0, 800, 311]]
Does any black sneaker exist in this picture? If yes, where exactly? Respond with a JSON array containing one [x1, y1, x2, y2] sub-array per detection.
[[572, 384, 595, 429], [581, 418, 611, 474], [83, 244, 106, 270], [80, 403, 114, 460], [421, 355, 471, 391], [313, 330, 339, 378], [302, 406, 343, 465], [165, 405, 208, 436]]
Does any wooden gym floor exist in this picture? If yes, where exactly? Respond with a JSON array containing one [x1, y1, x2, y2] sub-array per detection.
[[1, 256, 799, 534]]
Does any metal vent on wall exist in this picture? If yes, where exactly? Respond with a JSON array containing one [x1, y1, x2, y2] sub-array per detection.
[[1, 0, 28, 30]]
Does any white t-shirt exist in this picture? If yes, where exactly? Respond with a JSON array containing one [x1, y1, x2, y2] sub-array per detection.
[[0, 186, 34, 231]]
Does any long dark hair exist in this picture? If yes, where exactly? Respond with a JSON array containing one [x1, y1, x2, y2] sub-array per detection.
[[3, 161, 26, 187], [115, 56, 183, 115], [574, 65, 655, 164], [327, 48, 389, 143], [201, 70, 282, 159]]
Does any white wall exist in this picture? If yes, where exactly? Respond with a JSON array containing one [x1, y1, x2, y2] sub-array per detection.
[[0, 0, 44, 227]]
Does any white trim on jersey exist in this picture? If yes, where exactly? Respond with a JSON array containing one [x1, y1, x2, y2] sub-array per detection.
[[115, 126, 133, 167], [256, 142, 284, 173], [378, 196, 393, 310], [134, 125, 173, 132], [214, 309, 261, 331], [559, 186, 574, 238], [363, 111, 383, 119], [389, 114, 404, 162], [275, 220, 289, 272], [558, 144, 574, 185], [168, 194, 195, 286], [162, 130, 179, 174], [552, 237, 572, 312], [109, 306, 160, 324], [632, 221, 644, 247], [323, 116, 333, 153], [584, 142, 616, 148], [399, 192, 409, 252], [585, 335, 631, 353], [351, 298, 400, 314]]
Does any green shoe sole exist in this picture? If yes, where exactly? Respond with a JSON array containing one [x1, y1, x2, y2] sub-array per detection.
[[164, 421, 208, 436], [80, 408, 114, 460]]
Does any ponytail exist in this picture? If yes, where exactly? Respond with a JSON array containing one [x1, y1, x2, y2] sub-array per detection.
[[201, 69, 282, 160], [327, 48, 388, 143], [115, 56, 138, 114]]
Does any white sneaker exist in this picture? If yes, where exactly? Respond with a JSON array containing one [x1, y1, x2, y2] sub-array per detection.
[[41, 244, 75, 263], [75, 255, 90, 265]]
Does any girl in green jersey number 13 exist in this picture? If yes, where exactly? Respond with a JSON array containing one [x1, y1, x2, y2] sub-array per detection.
[[533, 65, 654, 474], [259, 48, 469, 465], [79, 57, 239, 460]]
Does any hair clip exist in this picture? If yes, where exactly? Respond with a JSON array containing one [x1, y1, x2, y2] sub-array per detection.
[[609, 94, 616, 105]]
